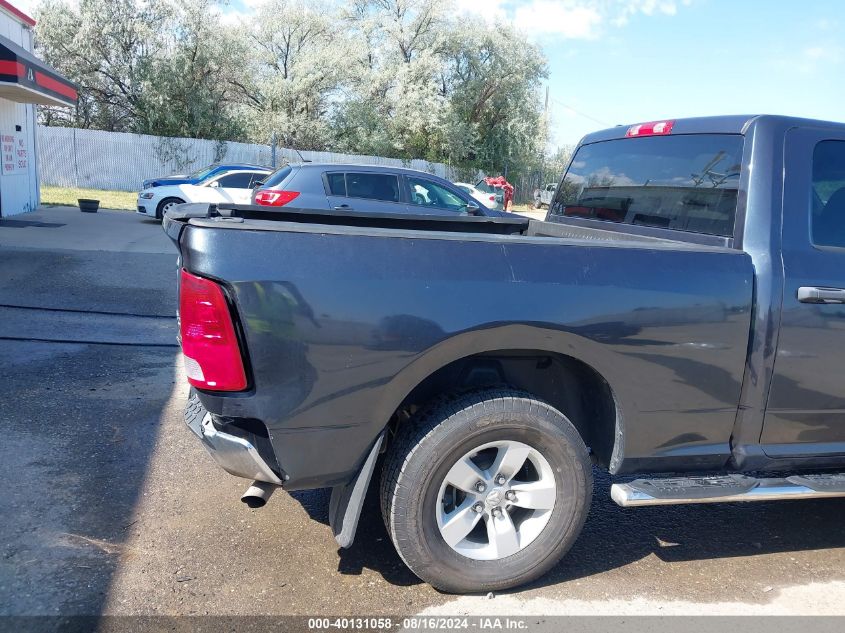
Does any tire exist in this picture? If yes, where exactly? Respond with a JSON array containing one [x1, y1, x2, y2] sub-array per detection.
[[156, 197, 185, 220], [380, 389, 592, 593]]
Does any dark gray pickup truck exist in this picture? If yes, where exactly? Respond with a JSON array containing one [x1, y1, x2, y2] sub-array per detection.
[[165, 115, 845, 593]]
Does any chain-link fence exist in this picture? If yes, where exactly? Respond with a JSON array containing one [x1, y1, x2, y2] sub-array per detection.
[[512, 172, 549, 206], [37, 126, 457, 192]]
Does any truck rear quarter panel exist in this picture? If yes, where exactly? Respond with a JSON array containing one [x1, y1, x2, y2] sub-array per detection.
[[183, 224, 753, 488]]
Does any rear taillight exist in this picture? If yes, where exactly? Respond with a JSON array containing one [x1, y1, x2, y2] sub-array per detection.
[[489, 195, 495, 201], [254, 189, 300, 206], [179, 270, 247, 391], [626, 120, 675, 137]]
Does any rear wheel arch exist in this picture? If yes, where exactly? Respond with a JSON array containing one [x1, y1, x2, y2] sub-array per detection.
[[376, 328, 623, 471]]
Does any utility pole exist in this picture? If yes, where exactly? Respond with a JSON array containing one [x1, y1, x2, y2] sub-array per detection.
[[72, 126, 79, 188], [539, 85, 549, 190], [503, 130, 508, 179]]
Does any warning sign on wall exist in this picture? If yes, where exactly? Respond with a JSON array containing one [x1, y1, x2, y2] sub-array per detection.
[[2, 133, 27, 175]]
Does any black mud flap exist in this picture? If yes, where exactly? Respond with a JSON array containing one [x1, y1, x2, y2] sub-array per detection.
[[329, 432, 384, 548]]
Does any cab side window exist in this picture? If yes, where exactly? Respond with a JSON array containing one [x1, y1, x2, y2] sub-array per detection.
[[812, 141, 845, 248]]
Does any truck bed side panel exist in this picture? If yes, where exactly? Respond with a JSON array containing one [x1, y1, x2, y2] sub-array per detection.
[[183, 225, 753, 488]]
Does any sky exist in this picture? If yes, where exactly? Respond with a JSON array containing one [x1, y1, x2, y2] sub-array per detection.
[[12, 0, 845, 148]]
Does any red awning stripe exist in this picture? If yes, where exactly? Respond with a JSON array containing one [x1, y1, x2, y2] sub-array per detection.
[[35, 71, 77, 101], [0, 59, 24, 77]]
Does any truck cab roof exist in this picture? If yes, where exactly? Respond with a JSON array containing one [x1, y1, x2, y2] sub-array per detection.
[[581, 114, 845, 145]]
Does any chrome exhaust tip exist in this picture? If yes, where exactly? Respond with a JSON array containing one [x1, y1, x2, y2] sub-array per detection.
[[241, 480, 277, 508]]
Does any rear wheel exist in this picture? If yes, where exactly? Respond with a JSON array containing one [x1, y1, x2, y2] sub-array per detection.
[[156, 197, 185, 219], [380, 389, 592, 593]]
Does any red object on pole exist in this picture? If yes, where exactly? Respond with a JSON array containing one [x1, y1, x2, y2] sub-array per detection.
[[484, 176, 515, 210]]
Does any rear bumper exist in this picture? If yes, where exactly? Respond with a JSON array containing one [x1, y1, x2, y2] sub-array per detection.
[[185, 404, 282, 485]]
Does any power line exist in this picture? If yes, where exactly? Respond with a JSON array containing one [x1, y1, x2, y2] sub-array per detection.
[[550, 98, 612, 127]]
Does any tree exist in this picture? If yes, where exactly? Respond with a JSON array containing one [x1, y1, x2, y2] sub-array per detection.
[[440, 22, 548, 179], [35, 0, 171, 132], [334, 0, 449, 159], [334, 0, 548, 177], [542, 145, 574, 184], [35, 0, 244, 140], [33, 0, 552, 179], [143, 0, 246, 139], [234, 0, 349, 149]]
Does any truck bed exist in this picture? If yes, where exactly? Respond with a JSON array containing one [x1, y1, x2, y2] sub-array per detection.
[[166, 203, 753, 488], [165, 203, 720, 250]]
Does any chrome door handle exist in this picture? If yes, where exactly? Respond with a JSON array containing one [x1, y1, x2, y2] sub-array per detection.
[[797, 286, 845, 304], [333, 205, 352, 211]]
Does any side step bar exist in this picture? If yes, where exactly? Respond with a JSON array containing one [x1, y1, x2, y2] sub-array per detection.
[[611, 473, 845, 507]]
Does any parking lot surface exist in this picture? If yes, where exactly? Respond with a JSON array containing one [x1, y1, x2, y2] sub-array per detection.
[[1, 207, 844, 621]]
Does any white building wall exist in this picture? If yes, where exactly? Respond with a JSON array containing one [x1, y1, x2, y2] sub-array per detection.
[[0, 9, 37, 217]]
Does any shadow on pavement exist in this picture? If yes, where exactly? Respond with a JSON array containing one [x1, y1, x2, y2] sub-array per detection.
[[335, 486, 423, 587], [0, 217, 181, 621], [526, 468, 845, 592], [0, 340, 180, 617], [289, 482, 423, 587], [297, 465, 845, 594], [0, 219, 65, 228]]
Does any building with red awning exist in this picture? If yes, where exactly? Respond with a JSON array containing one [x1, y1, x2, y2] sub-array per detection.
[[0, 0, 76, 217]]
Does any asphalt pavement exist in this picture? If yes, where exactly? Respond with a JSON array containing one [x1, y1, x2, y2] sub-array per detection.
[[0, 206, 843, 628]]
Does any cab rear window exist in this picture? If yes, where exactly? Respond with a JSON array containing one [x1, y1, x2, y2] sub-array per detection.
[[551, 134, 744, 237]]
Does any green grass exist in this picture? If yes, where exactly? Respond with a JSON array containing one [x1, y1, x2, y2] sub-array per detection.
[[41, 186, 136, 211]]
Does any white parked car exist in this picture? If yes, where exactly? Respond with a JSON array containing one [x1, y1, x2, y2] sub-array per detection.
[[136, 168, 272, 219], [453, 181, 498, 210], [454, 181, 506, 210]]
